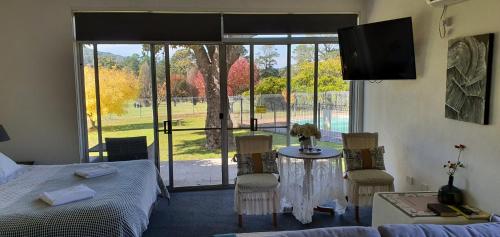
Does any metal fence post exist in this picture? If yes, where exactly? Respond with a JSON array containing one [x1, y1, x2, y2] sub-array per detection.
[[273, 102, 277, 133], [318, 102, 321, 130], [240, 97, 243, 126]]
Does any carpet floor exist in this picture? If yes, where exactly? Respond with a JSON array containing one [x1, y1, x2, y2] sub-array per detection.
[[143, 189, 371, 237]]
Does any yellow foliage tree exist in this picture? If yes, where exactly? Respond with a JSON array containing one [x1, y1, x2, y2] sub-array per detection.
[[84, 66, 140, 129]]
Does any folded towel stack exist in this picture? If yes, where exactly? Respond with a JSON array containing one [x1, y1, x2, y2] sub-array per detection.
[[39, 184, 96, 206], [75, 164, 118, 178]]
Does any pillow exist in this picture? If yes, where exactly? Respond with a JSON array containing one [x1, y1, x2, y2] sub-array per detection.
[[344, 146, 385, 171], [236, 151, 278, 176], [0, 152, 21, 182]]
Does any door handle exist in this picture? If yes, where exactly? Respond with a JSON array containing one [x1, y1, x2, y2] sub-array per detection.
[[163, 121, 172, 134], [251, 118, 258, 131]]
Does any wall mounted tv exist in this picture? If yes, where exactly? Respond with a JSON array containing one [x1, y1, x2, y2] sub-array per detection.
[[338, 17, 416, 80]]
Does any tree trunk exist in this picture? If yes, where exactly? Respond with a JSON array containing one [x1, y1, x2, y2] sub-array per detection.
[[190, 45, 243, 150], [87, 114, 97, 130], [191, 45, 221, 150]]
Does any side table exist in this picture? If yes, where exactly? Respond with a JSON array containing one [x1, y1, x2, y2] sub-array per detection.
[[372, 192, 487, 227]]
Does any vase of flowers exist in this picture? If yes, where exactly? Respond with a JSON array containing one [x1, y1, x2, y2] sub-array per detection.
[[438, 144, 465, 206], [290, 123, 321, 151]]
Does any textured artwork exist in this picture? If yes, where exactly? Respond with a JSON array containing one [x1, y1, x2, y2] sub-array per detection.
[[445, 34, 494, 125]]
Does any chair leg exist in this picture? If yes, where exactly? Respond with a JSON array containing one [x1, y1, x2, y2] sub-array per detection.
[[238, 214, 243, 228], [355, 206, 360, 223], [272, 213, 277, 227]]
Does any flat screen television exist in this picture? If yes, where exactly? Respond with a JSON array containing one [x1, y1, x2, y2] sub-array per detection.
[[338, 17, 416, 80]]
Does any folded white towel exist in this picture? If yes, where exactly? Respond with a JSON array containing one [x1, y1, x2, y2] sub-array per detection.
[[39, 184, 96, 206], [75, 164, 118, 179]]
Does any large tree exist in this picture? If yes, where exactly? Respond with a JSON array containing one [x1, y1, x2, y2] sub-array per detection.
[[141, 44, 245, 149], [189, 71, 205, 97], [122, 53, 141, 76], [293, 44, 314, 65], [189, 45, 244, 149], [292, 44, 339, 65], [318, 44, 339, 61], [84, 66, 140, 129], [138, 62, 152, 106], [292, 57, 348, 93], [256, 45, 280, 78], [227, 57, 259, 96], [170, 48, 197, 76]]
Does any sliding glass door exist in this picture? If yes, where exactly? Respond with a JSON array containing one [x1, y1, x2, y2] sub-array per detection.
[[163, 44, 224, 188], [81, 44, 156, 162], [78, 39, 350, 190], [225, 45, 252, 184], [252, 44, 289, 150]]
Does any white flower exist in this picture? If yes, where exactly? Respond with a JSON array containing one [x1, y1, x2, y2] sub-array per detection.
[[289, 123, 321, 139]]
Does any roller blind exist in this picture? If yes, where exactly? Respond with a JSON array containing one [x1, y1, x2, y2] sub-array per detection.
[[223, 14, 358, 34], [74, 13, 222, 41]]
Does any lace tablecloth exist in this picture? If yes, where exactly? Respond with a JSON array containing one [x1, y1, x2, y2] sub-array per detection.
[[278, 146, 347, 224]]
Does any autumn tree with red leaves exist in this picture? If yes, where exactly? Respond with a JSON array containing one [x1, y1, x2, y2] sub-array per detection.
[[227, 57, 259, 96], [188, 71, 205, 98]]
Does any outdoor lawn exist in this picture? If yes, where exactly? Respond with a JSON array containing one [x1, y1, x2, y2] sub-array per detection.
[[87, 101, 343, 161], [84, 44, 349, 162]]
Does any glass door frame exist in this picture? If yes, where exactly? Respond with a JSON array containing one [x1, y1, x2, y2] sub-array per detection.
[[159, 43, 230, 190], [76, 36, 361, 191]]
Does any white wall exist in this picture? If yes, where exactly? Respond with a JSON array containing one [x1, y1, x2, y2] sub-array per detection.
[[364, 0, 500, 214], [0, 0, 364, 164]]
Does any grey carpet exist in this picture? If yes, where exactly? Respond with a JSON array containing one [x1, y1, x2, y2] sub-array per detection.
[[143, 189, 371, 237]]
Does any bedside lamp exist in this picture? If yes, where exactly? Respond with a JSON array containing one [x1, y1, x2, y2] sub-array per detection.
[[0, 125, 10, 142]]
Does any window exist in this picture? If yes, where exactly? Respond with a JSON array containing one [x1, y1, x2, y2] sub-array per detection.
[[75, 13, 361, 190]]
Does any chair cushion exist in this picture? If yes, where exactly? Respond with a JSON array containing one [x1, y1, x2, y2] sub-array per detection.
[[347, 169, 394, 185], [236, 173, 279, 191], [344, 146, 386, 171], [236, 151, 278, 175]]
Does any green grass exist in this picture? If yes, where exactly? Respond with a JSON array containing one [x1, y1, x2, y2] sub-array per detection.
[[88, 102, 342, 161]]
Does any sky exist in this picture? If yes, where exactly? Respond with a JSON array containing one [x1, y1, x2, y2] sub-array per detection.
[[97, 44, 144, 57]]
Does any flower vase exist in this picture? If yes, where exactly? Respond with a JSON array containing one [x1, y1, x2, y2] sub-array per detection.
[[300, 137, 312, 151], [438, 175, 464, 206]]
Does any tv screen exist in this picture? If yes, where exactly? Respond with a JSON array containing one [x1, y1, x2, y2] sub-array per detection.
[[338, 17, 416, 80]]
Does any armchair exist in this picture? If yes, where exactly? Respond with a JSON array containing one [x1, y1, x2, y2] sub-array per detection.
[[342, 133, 394, 222]]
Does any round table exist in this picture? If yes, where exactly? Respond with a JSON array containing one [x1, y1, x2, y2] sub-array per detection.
[[278, 146, 346, 224]]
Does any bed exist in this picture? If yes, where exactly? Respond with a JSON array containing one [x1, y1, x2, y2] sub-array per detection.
[[0, 160, 168, 237]]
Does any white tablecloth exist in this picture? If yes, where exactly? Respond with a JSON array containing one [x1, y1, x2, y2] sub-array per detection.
[[278, 147, 347, 224]]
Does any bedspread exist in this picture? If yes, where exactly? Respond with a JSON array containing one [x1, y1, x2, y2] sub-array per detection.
[[0, 160, 166, 237]]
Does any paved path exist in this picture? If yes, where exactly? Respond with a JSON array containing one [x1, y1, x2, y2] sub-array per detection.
[[160, 159, 237, 187]]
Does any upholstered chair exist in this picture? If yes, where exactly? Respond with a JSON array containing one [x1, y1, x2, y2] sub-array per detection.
[[105, 136, 148, 162], [234, 135, 279, 227], [342, 133, 394, 222]]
